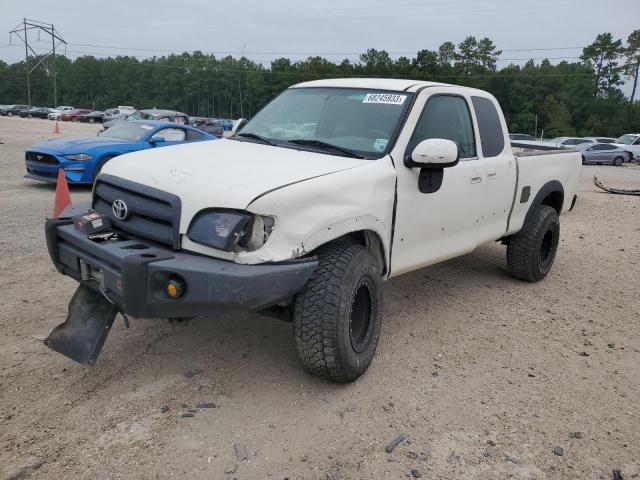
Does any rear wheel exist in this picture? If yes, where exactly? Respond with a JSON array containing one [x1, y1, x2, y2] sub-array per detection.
[[293, 243, 383, 383], [613, 156, 624, 167], [507, 205, 560, 282]]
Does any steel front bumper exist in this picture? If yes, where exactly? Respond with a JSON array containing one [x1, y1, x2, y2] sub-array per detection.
[[45, 218, 318, 318]]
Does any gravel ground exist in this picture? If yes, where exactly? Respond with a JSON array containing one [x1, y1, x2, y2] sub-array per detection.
[[1, 117, 639, 480]]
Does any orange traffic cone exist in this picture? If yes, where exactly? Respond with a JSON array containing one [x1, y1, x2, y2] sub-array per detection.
[[53, 168, 71, 217], [54, 121, 60, 134]]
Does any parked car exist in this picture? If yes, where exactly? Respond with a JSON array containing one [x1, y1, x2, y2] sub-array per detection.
[[76, 111, 106, 123], [103, 106, 137, 122], [190, 117, 224, 136], [1, 105, 31, 117], [48, 106, 75, 120], [25, 120, 218, 185], [583, 136, 616, 144], [577, 142, 632, 166], [509, 133, 535, 141], [42, 79, 582, 381], [546, 137, 592, 147], [19, 107, 52, 119], [60, 109, 93, 122], [102, 109, 189, 130], [613, 133, 640, 161]]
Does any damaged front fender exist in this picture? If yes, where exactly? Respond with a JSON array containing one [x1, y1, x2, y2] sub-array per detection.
[[239, 156, 397, 268]]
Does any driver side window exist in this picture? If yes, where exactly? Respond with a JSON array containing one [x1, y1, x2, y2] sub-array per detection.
[[407, 95, 476, 159], [152, 128, 186, 142]]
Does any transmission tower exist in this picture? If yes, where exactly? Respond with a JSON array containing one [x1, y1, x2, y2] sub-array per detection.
[[9, 18, 67, 106]]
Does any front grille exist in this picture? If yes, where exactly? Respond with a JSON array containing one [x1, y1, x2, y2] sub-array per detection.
[[25, 151, 59, 165], [93, 174, 181, 248]]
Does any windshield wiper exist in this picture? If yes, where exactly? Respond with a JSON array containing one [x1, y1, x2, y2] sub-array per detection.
[[235, 132, 277, 146], [287, 139, 364, 159]]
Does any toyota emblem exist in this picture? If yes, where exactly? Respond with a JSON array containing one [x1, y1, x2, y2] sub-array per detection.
[[112, 199, 129, 220]]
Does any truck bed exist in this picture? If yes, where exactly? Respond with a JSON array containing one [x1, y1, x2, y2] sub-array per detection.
[[506, 142, 582, 236]]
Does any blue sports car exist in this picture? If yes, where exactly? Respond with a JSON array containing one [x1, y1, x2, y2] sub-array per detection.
[[25, 120, 219, 185]]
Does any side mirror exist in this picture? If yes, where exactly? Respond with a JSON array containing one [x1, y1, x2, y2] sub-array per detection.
[[405, 138, 459, 169], [150, 136, 166, 144], [232, 118, 248, 135]]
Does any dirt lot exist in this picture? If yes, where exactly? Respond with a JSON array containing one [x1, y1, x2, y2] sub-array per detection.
[[0, 117, 639, 480]]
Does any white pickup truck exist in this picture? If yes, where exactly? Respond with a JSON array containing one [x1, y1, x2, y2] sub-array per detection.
[[44, 78, 581, 382]]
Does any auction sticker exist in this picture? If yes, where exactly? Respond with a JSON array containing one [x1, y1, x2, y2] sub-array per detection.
[[373, 138, 389, 152], [362, 93, 407, 105]]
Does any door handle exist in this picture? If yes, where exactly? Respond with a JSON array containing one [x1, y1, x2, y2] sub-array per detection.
[[487, 169, 497, 180], [471, 175, 482, 184]]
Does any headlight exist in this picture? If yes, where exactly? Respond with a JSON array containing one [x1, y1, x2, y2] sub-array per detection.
[[186, 210, 274, 252], [64, 153, 93, 161]]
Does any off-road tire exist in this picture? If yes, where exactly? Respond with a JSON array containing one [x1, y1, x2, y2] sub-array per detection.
[[507, 205, 560, 282], [293, 243, 383, 383], [613, 156, 624, 167]]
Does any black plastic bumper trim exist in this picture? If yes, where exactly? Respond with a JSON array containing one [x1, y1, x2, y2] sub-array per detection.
[[46, 222, 318, 318]]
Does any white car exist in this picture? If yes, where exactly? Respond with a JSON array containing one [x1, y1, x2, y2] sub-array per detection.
[[44, 78, 582, 382], [583, 136, 617, 144], [612, 133, 640, 161], [545, 136, 592, 148], [47, 106, 75, 120]]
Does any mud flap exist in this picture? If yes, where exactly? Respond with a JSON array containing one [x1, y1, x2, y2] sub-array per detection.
[[44, 285, 119, 365]]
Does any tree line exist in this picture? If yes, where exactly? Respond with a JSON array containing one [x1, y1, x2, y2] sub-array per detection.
[[0, 30, 638, 138]]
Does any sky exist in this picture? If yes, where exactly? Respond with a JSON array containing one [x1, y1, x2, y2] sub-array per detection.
[[1, 0, 639, 95]]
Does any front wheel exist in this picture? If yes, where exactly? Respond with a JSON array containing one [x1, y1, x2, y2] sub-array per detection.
[[507, 205, 560, 282], [293, 243, 383, 383], [93, 156, 116, 184], [613, 156, 623, 167]]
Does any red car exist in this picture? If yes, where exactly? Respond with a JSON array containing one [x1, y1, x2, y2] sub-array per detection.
[[60, 109, 93, 121]]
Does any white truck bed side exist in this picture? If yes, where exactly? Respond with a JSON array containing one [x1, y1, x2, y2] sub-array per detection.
[[506, 149, 582, 236]]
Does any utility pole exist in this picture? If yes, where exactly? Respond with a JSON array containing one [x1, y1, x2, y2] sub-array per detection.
[[9, 18, 67, 106]]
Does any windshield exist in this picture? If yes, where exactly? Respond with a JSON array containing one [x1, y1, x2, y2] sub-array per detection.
[[238, 87, 413, 158], [615, 134, 638, 145], [99, 122, 152, 141]]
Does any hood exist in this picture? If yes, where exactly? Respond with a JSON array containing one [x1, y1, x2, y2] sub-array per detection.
[[101, 138, 369, 224], [30, 136, 134, 153]]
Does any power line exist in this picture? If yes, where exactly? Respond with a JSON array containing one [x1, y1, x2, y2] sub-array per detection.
[[63, 42, 597, 57], [16, 50, 595, 78]]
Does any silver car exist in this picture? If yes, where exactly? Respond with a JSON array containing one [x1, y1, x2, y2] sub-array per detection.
[[578, 142, 632, 166], [547, 136, 592, 147]]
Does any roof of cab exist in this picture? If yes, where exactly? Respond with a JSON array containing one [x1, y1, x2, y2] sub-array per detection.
[[291, 78, 452, 92]]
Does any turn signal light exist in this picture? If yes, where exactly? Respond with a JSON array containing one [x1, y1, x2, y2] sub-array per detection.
[[166, 276, 186, 299]]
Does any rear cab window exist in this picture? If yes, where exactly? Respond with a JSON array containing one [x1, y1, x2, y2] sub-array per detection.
[[471, 96, 505, 157]]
